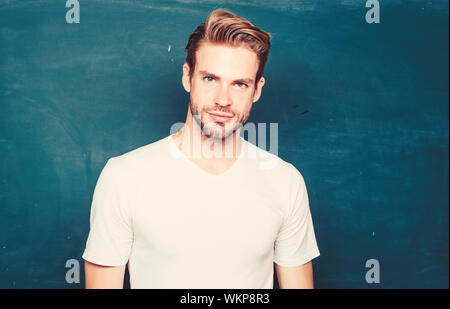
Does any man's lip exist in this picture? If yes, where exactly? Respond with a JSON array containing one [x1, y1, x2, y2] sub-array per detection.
[[207, 112, 233, 118]]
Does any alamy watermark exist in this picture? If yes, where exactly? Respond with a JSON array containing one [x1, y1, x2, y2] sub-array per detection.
[[365, 0, 380, 24], [365, 258, 380, 284], [65, 0, 80, 24], [169, 116, 279, 169], [64, 1, 379, 25], [65, 258, 80, 284]]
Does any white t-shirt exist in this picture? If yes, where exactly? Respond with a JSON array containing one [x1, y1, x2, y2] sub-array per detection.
[[82, 134, 320, 288]]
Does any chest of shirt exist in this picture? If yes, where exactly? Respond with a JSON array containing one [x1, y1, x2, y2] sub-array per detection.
[[129, 173, 284, 261]]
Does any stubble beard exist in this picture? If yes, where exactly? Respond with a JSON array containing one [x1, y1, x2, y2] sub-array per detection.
[[189, 99, 252, 143]]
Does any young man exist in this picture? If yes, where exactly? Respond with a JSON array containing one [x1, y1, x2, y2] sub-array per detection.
[[82, 8, 320, 289]]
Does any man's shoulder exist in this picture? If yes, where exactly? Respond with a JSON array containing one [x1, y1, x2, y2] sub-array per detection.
[[107, 135, 171, 170], [242, 139, 300, 178], [242, 139, 307, 205]]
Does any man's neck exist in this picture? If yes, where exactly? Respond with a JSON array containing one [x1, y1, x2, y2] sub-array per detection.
[[172, 124, 242, 164]]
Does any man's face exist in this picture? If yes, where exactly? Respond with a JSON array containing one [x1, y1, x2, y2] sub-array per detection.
[[182, 42, 265, 141]]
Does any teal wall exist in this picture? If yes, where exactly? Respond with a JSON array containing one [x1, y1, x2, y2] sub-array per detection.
[[0, 0, 448, 288]]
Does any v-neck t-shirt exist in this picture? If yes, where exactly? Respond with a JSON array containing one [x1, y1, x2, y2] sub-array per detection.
[[82, 134, 320, 288]]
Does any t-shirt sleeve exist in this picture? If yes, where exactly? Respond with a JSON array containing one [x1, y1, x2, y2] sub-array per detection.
[[273, 165, 320, 267], [82, 157, 133, 266]]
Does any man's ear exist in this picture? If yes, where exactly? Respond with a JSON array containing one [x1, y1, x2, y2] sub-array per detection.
[[182, 62, 191, 93], [252, 76, 265, 103]]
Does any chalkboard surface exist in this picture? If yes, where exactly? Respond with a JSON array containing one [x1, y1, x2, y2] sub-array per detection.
[[0, 0, 448, 288]]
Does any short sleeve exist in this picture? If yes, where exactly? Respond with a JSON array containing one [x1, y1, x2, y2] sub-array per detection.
[[82, 158, 133, 266], [273, 165, 320, 267]]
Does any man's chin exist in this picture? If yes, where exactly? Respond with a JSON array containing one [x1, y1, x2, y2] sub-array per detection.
[[201, 124, 237, 141]]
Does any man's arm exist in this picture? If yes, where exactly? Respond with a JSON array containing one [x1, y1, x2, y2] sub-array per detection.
[[84, 260, 126, 289], [274, 261, 314, 289]]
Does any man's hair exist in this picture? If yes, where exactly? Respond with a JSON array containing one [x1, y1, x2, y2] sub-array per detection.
[[185, 9, 272, 88]]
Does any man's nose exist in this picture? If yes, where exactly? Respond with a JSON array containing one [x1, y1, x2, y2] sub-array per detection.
[[214, 84, 231, 106]]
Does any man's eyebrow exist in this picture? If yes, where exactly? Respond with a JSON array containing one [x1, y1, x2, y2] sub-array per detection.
[[199, 70, 254, 84]]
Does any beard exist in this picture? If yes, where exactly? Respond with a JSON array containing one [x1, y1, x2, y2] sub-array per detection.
[[189, 98, 252, 142]]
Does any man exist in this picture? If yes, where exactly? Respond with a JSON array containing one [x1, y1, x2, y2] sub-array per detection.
[[82, 8, 320, 289]]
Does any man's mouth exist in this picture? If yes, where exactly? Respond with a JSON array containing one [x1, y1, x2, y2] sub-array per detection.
[[207, 112, 234, 122]]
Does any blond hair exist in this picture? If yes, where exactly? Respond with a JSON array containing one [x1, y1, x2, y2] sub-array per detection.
[[185, 9, 272, 87]]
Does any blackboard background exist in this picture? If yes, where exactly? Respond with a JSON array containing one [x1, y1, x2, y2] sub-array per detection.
[[0, 0, 448, 288]]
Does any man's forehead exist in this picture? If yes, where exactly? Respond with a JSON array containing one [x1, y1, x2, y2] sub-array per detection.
[[196, 41, 257, 58], [194, 42, 259, 79]]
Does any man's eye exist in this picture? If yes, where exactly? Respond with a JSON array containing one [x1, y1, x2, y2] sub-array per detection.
[[236, 82, 248, 88], [204, 76, 214, 82]]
